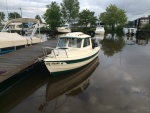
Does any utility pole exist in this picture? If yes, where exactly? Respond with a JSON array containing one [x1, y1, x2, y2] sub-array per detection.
[[0, 12, 1, 23], [19, 7, 22, 18], [6, 0, 8, 20]]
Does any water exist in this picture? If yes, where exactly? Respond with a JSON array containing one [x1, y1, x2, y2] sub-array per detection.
[[0, 33, 150, 113]]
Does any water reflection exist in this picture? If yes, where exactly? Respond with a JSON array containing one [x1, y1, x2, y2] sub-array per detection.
[[0, 65, 50, 113], [124, 35, 149, 45], [0, 57, 99, 113], [136, 36, 149, 45], [99, 33, 150, 57], [95, 34, 104, 40], [124, 35, 136, 45], [100, 34, 125, 57], [38, 57, 99, 112], [1, 33, 150, 113]]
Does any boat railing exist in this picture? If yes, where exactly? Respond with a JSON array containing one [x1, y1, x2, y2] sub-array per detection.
[[42, 47, 68, 58], [30, 24, 40, 38]]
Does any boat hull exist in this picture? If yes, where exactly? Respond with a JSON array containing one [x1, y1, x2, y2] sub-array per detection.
[[57, 27, 71, 33], [44, 48, 99, 76], [95, 30, 105, 34], [95, 27, 105, 35]]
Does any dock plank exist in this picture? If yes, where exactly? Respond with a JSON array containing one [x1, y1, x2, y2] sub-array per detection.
[[0, 39, 57, 83]]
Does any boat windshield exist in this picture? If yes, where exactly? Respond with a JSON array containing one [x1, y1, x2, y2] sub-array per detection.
[[57, 37, 82, 48], [57, 38, 68, 48], [68, 38, 82, 48]]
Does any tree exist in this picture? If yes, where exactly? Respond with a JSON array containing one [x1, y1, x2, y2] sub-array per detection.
[[0, 12, 5, 21], [99, 4, 127, 30], [128, 21, 135, 27], [43, 1, 62, 30], [78, 9, 97, 28], [8, 12, 21, 20], [35, 15, 42, 23], [61, 0, 80, 23]]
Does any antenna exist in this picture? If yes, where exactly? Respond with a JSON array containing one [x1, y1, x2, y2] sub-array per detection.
[[6, 0, 8, 20], [124, 0, 126, 12], [37, 2, 39, 15], [13, 0, 16, 19]]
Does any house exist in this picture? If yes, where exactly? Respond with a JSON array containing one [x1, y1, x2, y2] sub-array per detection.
[[134, 16, 150, 28]]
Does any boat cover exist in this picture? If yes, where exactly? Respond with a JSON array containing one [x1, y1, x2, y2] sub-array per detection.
[[0, 32, 41, 48]]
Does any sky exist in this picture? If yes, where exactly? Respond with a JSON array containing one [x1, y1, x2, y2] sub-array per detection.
[[0, 0, 150, 21]]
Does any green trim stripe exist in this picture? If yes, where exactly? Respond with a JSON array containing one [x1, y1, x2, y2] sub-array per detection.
[[51, 66, 84, 76], [45, 50, 99, 64]]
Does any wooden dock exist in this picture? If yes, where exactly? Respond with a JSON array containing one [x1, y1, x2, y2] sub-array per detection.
[[0, 39, 57, 83]]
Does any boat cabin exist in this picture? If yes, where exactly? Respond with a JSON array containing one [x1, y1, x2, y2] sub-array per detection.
[[43, 32, 98, 58], [57, 32, 95, 49], [47, 32, 98, 58]]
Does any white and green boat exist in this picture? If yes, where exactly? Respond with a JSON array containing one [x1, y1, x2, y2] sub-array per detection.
[[43, 32, 100, 76]]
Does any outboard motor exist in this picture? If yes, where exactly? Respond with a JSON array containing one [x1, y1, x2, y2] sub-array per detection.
[[92, 38, 98, 49]]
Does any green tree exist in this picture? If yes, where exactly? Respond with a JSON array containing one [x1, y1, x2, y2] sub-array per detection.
[[78, 9, 97, 28], [99, 4, 127, 30], [8, 12, 21, 20], [35, 15, 42, 23], [0, 12, 5, 21], [128, 21, 135, 27], [61, 0, 80, 23], [43, 1, 62, 30]]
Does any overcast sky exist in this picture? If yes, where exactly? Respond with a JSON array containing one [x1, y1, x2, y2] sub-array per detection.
[[0, 0, 150, 21]]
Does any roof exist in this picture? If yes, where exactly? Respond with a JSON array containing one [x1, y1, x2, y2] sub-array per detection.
[[61, 32, 91, 38], [9, 23, 22, 25], [6, 18, 40, 25], [135, 17, 150, 21]]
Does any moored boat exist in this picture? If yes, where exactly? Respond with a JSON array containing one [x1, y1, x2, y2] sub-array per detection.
[[43, 32, 100, 76], [57, 23, 71, 33], [95, 25, 105, 35], [0, 18, 42, 55]]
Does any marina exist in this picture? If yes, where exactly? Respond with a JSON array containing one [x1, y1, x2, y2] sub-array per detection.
[[1, 0, 150, 112], [0, 33, 150, 113]]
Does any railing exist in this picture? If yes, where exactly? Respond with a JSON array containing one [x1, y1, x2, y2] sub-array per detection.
[[42, 47, 68, 59], [31, 24, 38, 38]]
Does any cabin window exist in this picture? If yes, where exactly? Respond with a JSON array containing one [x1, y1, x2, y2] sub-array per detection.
[[68, 38, 82, 48], [83, 38, 90, 47], [57, 38, 68, 47]]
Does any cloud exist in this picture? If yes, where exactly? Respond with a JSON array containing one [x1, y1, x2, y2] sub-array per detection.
[[0, 0, 150, 21]]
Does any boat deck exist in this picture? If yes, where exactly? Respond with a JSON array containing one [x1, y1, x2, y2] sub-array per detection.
[[0, 39, 57, 83]]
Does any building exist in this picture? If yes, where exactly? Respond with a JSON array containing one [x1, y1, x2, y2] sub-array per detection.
[[134, 16, 150, 28]]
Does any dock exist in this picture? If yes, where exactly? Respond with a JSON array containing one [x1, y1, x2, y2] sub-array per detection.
[[0, 39, 57, 83]]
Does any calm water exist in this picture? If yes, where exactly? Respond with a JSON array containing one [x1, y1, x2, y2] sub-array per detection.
[[0, 34, 150, 113]]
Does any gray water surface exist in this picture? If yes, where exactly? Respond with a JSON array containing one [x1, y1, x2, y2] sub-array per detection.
[[0, 34, 150, 113]]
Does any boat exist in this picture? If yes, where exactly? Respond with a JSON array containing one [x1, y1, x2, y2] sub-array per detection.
[[95, 25, 105, 35], [95, 34, 104, 40], [57, 23, 71, 33], [123, 27, 137, 35], [8, 22, 22, 33], [0, 18, 42, 55], [0, 24, 4, 32], [46, 57, 99, 101], [43, 32, 100, 76]]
